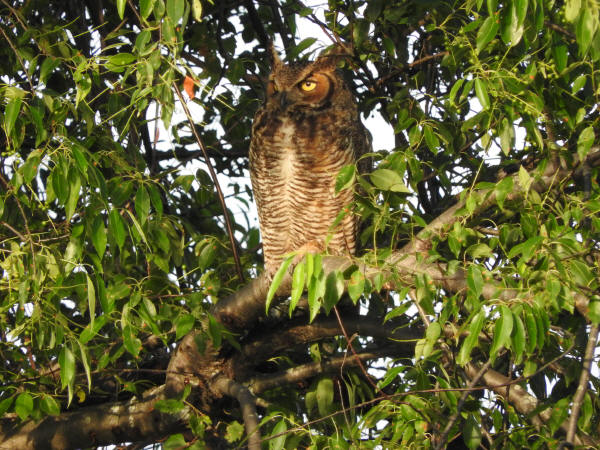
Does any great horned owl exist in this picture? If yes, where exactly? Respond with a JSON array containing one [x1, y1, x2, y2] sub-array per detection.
[[249, 46, 370, 274]]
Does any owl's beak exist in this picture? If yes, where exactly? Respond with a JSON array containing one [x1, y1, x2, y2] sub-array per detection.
[[279, 92, 289, 110]]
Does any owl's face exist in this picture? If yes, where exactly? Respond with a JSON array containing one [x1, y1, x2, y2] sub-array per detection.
[[264, 47, 349, 112], [267, 70, 333, 110]]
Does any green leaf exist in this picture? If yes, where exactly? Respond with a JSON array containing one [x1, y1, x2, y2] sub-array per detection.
[[348, 270, 365, 304], [86, 274, 96, 327], [507, 235, 542, 261], [565, 0, 581, 22], [15, 392, 33, 421], [370, 168, 410, 192], [155, 399, 185, 414], [288, 37, 318, 60], [457, 311, 485, 365], [123, 325, 142, 357], [290, 260, 306, 316], [499, 118, 514, 155], [316, 377, 334, 416], [553, 44, 568, 72], [107, 53, 136, 69], [21, 150, 41, 184], [191, 0, 203, 21], [474, 78, 491, 110], [40, 57, 60, 84], [59, 346, 76, 390], [147, 184, 163, 217], [335, 165, 356, 193], [463, 414, 482, 449], [163, 433, 187, 450], [490, 306, 513, 362], [79, 314, 107, 344], [307, 269, 325, 323], [175, 314, 195, 340], [494, 175, 513, 209], [270, 420, 287, 450], [423, 125, 440, 154], [166, 0, 185, 22], [476, 15, 499, 53], [577, 126, 595, 162], [65, 168, 81, 222], [577, 7, 597, 56], [108, 208, 126, 250], [588, 301, 600, 324], [91, 215, 107, 259], [125, 209, 148, 244], [71, 144, 88, 174], [0, 396, 14, 417], [140, 0, 155, 19], [466, 243, 492, 259], [467, 265, 483, 298], [518, 165, 532, 191], [39, 394, 60, 416], [207, 314, 222, 348], [572, 74, 587, 94], [77, 340, 92, 391], [265, 254, 294, 313], [225, 421, 244, 443], [353, 19, 370, 47], [116, 0, 126, 19], [512, 313, 525, 364], [323, 270, 344, 314], [449, 79, 465, 106], [548, 398, 570, 434], [523, 304, 538, 353], [4, 97, 22, 137], [135, 185, 151, 224]]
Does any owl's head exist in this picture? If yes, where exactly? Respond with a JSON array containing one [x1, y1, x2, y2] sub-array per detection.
[[264, 45, 352, 112]]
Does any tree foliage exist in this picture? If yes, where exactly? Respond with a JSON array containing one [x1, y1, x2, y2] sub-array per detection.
[[1, 0, 600, 448]]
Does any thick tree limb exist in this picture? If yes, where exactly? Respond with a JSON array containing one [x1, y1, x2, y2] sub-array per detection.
[[232, 317, 421, 376], [0, 387, 188, 450], [214, 378, 261, 450]]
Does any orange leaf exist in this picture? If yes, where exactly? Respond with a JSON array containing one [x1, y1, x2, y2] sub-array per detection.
[[183, 76, 196, 99]]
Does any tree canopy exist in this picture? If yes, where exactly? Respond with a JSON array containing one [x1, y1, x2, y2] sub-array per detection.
[[1, 0, 600, 448]]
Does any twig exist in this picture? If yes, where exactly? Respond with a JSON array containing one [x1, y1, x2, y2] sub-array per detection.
[[247, 347, 398, 393], [434, 360, 493, 450], [173, 82, 244, 282], [375, 51, 448, 89], [333, 306, 389, 397], [0, 23, 34, 93], [566, 324, 599, 444], [1, 221, 27, 242], [544, 21, 575, 39], [214, 377, 261, 450]]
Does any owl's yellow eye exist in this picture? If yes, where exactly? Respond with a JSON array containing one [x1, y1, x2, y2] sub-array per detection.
[[300, 80, 317, 91]]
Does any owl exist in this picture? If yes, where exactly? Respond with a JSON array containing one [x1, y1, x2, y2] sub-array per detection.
[[249, 46, 370, 275]]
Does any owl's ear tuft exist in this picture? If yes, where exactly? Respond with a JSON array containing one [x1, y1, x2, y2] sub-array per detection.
[[313, 43, 352, 72], [268, 42, 283, 68]]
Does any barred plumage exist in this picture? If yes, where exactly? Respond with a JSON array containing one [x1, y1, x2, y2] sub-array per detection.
[[249, 47, 370, 274]]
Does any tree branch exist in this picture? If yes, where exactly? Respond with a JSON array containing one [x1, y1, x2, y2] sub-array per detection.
[[0, 387, 189, 450], [434, 360, 493, 450], [464, 363, 597, 447], [247, 346, 406, 394], [214, 377, 261, 450], [566, 324, 599, 444]]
